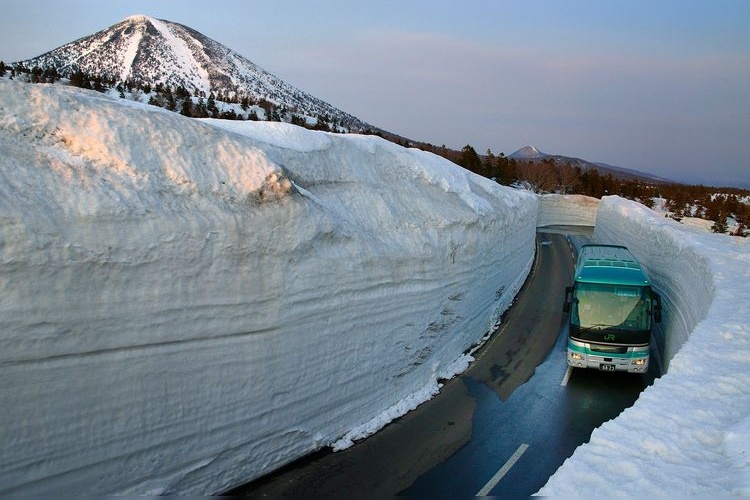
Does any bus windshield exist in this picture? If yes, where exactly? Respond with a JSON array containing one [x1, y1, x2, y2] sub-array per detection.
[[572, 283, 651, 332]]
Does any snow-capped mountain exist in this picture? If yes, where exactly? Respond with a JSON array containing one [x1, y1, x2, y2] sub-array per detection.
[[509, 145, 545, 160], [20, 14, 369, 131], [510, 145, 670, 183]]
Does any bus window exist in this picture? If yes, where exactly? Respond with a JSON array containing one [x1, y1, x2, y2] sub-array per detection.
[[572, 283, 650, 331]]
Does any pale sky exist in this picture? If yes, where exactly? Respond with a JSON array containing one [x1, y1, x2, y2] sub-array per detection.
[[2, 0, 749, 188]]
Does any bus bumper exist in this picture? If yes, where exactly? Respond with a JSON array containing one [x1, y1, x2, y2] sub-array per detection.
[[567, 350, 648, 373]]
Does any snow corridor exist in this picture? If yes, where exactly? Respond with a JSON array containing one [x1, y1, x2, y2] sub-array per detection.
[[0, 81, 748, 496]]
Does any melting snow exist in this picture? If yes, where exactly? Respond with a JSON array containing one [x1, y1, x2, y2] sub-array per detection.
[[539, 196, 750, 496], [0, 80, 536, 494], [1, 79, 748, 496]]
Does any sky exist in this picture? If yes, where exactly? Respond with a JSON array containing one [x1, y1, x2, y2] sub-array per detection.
[[2, 0, 749, 188]]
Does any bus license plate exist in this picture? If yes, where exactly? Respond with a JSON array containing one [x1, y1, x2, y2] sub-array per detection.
[[599, 364, 616, 372]]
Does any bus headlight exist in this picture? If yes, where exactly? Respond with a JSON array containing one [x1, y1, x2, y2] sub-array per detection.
[[632, 358, 646, 366], [570, 352, 584, 361]]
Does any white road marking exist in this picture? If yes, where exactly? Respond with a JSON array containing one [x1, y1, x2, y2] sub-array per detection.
[[561, 366, 574, 387], [476, 443, 530, 496]]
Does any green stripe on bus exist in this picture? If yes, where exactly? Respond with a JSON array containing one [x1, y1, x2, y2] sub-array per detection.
[[567, 342, 649, 358]]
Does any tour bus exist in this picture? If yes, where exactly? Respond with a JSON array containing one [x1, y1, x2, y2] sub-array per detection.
[[563, 244, 662, 373]]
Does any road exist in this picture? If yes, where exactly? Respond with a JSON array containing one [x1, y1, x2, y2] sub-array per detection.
[[226, 233, 659, 496]]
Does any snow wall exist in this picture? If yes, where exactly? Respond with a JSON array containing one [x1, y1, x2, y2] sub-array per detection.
[[541, 196, 750, 496], [0, 80, 537, 495], [536, 193, 599, 228]]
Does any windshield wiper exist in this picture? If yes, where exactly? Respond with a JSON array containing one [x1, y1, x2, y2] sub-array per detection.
[[579, 323, 611, 333]]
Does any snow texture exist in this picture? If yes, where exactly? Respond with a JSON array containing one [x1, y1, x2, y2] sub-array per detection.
[[0, 80, 536, 495], [537, 193, 599, 228], [3, 78, 748, 497], [509, 145, 545, 160], [22, 15, 368, 132], [539, 196, 750, 497]]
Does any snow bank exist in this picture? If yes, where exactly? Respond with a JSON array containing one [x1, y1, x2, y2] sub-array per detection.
[[0, 80, 537, 495], [540, 196, 750, 496], [536, 193, 599, 228]]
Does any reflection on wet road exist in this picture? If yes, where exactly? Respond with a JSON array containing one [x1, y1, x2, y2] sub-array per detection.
[[402, 320, 657, 497], [229, 234, 659, 497]]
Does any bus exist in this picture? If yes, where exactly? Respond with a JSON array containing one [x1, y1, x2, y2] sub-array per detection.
[[563, 244, 662, 373]]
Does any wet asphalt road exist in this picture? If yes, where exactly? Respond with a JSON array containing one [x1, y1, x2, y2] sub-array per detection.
[[227, 234, 659, 497]]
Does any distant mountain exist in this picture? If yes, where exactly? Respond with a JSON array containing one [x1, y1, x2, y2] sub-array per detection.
[[509, 145, 545, 160], [509, 145, 670, 183], [20, 15, 370, 132], [14, 15, 678, 184]]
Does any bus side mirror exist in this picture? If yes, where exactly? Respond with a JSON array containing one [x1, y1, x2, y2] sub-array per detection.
[[652, 292, 662, 323], [563, 286, 573, 313]]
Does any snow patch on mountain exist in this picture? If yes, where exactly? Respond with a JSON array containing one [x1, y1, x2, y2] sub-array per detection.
[[509, 145, 545, 159], [21, 15, 368, 131]]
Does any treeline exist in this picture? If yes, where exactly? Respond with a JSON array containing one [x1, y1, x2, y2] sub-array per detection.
[[367, 135, 749, 237], [445, 144, 749, 236], [4, 61, 747, 235], [3, 62, 349, 133]]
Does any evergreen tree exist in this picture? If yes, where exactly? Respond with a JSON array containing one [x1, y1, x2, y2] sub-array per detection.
[[193, 98, 208, 118], [70, 70, 91, 89], [704, 195, 724, 223], [495, 156, 517, 185], [31, 66, 43, 83], [313, 116, 329, 130], [43, 66, 58, 83], [458, 144, 482, 173], [220, 108, 238, 120], [207, 93, 219, 117], [580, 168, 606, 197], [175, 85, 191, 100], [290, 114, 306, 127], [93, 75, 105, 93], [163, 87, 176, 111], [258, 99, 273, 119], [481, 149, 495, 179], [180, 98, 192, 117], [712, 211, 728, 234]]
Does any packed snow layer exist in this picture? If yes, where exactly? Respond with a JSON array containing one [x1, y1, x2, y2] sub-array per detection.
[[540, 196, 750, 496], [0, 80, 537, 495], [537, 193, 599, 228]]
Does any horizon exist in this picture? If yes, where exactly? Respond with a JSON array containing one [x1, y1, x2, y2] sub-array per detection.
[[1, 0, 748, 189]]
